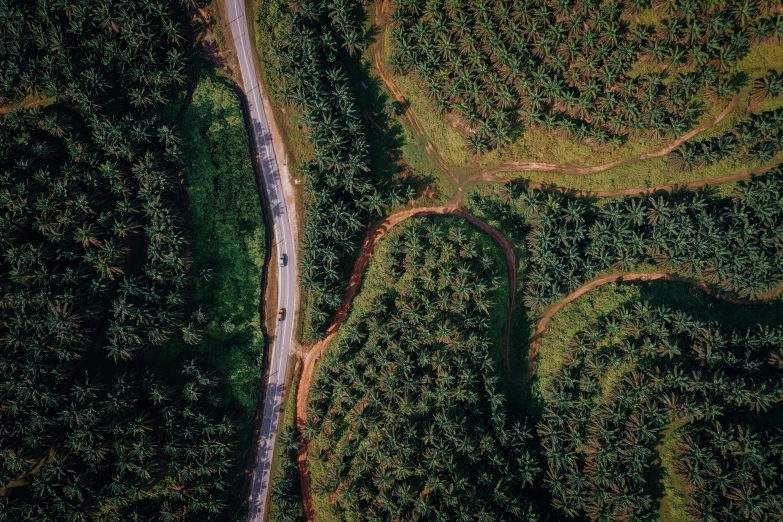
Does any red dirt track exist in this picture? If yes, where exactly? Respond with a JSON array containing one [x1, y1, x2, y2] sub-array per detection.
[[291, 3, 783, 519]]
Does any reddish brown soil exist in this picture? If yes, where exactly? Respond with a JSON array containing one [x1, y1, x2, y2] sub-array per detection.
[[295, 204, 516, 520], [0, 96, 53, 114], [292, 4, 781, 518], [527, 273, 780, 380]]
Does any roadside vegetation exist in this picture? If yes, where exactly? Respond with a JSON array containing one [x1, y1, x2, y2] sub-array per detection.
[[151, 68, 269, 513], [0, 1, 257, 520], [255, 0, 420, 343]]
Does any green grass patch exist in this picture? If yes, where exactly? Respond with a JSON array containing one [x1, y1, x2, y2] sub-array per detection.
[[658, 418, 691, 522], [148, 69, 267, 515]]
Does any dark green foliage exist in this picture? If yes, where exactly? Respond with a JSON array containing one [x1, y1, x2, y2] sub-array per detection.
[[268, 0, 411, 341], [0, 363, 234, 521], [389, 0, 782, 151], [676, 423, 783, 521], [162, 70, 267, 417], [269, 428, 306, 522], [308, 217, 541, 521], [471, 171, 783, 308], [669, 105, 783, 170], [0, 109, 191, 362], [0, 0, 198, 111], [750, 69, 783, 105], [539, 302, 783, 520], [0, 1, 239, 519]]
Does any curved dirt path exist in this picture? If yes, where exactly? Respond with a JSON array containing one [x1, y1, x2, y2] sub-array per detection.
[[296, 204, 517, 521], [527, 273, 781, 380], [468, 160, 782, 197], [374, 0, 741, 181]]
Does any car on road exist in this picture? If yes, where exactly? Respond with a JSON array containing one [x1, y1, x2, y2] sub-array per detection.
[[278, 308, 286, 321], [280, 253, 287, 266]]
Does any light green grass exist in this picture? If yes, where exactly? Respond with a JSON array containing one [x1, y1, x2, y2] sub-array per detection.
[[658, 418, 691, 522], [149, 69, 267, 518]]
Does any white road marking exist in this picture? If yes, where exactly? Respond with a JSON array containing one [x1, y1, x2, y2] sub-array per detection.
[[223, 1, 298, 521]]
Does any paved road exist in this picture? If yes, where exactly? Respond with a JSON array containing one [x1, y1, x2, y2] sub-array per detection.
[[223, 1, 297, 521]]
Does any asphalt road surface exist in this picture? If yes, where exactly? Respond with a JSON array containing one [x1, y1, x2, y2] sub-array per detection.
[[223, 1, 297, 520]]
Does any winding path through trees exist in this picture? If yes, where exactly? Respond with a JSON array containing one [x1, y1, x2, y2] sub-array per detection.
[[295, 204, 516, 520], [372, 0, 747, 183], [290, 3, 783, 519]]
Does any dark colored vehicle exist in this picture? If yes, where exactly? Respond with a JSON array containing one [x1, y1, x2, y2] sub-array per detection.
[[278, 308, 286, 321], [280, 253, 287, 266]]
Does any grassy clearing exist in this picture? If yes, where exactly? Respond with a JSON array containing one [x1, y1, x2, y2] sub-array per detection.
[[148, 69, 267, 516], [658, 418, 691, 522]]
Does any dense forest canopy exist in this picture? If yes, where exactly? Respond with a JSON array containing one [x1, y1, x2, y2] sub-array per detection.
[[389, 0, 783, 152], [0, 0, 191, 111], [0, 0, 240, 520], [540, 302, 783, 521], [301, 210, 783, 521]]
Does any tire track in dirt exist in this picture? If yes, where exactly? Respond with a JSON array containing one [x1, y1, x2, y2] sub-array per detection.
[[527, 273, 782, 381], [296, 204, 516, 521]]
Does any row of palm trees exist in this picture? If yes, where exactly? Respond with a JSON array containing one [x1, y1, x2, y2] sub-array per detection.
[[669, 90, 783, 171], [470, 171, 783, 310], [0, 0, 197, 111], [269, 427, 306, 522], [388, 0, 783, 152], [268, 0, 411, 341], [305, 217, 543, 521], [540, 302, 783, 520], [676, 422, 783, 520]]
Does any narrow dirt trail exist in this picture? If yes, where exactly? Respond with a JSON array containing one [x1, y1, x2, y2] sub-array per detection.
[[469, 159, 782, 197], [296, 204, 517, 521], [527, 273, 780, 380], [373, 0, 743, 181]]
